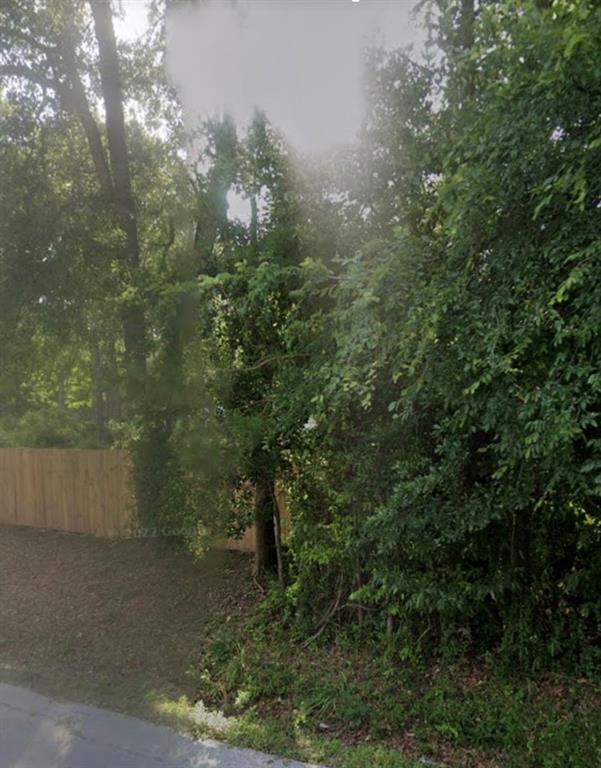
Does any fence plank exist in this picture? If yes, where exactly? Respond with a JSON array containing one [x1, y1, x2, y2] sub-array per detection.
[[0, 448, 130, 537], [0, 447, 283, 552]]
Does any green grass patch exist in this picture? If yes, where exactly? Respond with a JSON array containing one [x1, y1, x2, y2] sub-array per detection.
[[189, 604, 601, 768]]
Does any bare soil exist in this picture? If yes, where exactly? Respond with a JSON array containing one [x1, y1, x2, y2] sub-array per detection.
[[0, 523, 257, 719]]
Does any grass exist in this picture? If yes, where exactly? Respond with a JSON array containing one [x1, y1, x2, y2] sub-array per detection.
[[187, 593, 601, 768]]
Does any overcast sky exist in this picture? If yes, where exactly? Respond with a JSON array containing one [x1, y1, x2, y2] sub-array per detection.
[[165, 0, 424, 155], [115, 0, 150, 41]]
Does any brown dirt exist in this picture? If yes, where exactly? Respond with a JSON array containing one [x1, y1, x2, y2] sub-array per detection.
[[0, 523, 258, 718]]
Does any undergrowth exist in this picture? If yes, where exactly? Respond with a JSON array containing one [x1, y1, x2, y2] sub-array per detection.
[[190, 589, 601, 768]]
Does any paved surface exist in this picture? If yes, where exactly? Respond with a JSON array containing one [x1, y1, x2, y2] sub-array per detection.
[[0, 683, 320, 768]]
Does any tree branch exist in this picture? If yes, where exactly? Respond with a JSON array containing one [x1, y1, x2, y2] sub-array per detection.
[[0, 55, 114, 202], [0, 63, 57, 91], [55, 34, 114, 200]]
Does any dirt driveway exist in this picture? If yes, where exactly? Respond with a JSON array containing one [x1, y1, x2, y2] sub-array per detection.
[[0, 524, 256, 721]]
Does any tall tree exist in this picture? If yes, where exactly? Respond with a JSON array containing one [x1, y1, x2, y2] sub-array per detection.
[[89, 0, 146, 404], [0, 0, 146, 411]]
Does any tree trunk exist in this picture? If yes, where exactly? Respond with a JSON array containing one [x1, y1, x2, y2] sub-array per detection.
[[105, 341, 122, 422], [57, 379, 66, 413], [459, 0, 475, 51], [254, 474, 278, 577], [55, 33, 114, 199], [91, 338, 106, 445], [459, 0, 476, 100], [355, 572, 365, 625], [272, 483, 284, 584], [89, 0, 147, 407]]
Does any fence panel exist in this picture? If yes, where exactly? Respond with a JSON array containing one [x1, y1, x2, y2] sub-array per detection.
[[0, 447, 285, 552], [0, 448, 133, 537]]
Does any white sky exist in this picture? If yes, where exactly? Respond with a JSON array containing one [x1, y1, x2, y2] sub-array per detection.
[[116, 0, 425, 221], [114, 0, 151, 42], [166, 0, 424, 155]]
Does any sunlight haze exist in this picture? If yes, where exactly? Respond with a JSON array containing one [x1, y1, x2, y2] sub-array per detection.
[[166, 0, 424, 154]]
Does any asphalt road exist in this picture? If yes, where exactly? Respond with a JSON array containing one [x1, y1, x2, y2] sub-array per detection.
[[0, 683, 320, 768]]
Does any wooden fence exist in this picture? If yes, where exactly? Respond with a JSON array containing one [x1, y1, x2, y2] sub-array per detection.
[[0, 447, 285, 552], [0, 447, 133, 537]]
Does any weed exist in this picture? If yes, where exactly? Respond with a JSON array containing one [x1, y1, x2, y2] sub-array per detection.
[[191, 611, 601, 767]]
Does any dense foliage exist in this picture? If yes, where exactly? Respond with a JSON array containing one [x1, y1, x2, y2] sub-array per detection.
[[1, 0, 601, 672], [280, 0, 601, 670]]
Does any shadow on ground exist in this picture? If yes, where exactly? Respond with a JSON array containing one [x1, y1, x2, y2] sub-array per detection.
[[0, 523, 257, 727]]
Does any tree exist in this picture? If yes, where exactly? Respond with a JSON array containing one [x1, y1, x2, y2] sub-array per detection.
[[89, 0, 147, 405], [0, 0, 187, 492]]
